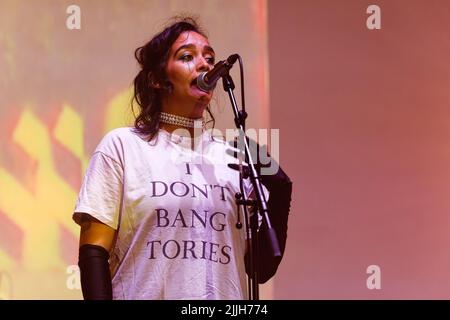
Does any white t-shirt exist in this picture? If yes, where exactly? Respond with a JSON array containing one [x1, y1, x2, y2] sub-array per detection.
[[73, 127, 263, 300]]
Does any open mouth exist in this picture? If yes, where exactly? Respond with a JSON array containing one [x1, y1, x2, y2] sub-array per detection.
[[190, 78, 210, 93], [190, 78, 198, 87]]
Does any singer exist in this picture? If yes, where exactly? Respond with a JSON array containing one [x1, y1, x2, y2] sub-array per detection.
[[72, 16, 292, 300]]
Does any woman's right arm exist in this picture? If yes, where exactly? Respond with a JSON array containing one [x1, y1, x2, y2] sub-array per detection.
[[78, 213, 117, 300], [79, 214, 116, 250]]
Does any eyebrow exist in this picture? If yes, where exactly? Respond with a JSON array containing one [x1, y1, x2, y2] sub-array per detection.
[[174, 44, 215, 57]]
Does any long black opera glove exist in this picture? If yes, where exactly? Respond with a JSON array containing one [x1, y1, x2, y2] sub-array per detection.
[[253, 162, 292, 283], [227, 141, 293, 283], [78, 244, 113, 300]]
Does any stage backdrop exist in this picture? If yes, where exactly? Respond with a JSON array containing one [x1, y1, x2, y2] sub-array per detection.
[[269, 0, 450, 299], [0, 0, 270, 299]]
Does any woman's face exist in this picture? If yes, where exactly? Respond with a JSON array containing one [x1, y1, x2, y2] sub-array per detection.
[[164, 31, 216, 117]]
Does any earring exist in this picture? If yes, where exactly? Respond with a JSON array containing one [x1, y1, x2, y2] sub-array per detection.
[[148, 73, 161, 89]]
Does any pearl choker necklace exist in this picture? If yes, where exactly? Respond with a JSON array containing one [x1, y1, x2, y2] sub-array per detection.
[[159, 112, 205, 129]]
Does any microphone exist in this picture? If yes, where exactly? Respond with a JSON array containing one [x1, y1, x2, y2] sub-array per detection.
[[197, 54, 239, 92]]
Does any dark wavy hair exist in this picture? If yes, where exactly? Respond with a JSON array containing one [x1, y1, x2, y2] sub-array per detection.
[[132, 17, 215, 140]]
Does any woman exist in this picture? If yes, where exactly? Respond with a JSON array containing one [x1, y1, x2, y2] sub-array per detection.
[[73, 17, 292, 300]]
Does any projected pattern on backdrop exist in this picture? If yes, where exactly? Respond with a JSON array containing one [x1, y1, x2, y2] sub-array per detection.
[[0, 0, 269, 299]]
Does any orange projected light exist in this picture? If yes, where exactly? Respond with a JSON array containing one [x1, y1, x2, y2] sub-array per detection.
[[0, 1, 269, 299]]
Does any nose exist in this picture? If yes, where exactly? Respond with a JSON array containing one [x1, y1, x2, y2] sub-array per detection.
[[197, 56, 211, 73]]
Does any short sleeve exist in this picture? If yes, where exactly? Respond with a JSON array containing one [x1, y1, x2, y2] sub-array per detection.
[[73, 151, 123, 229]]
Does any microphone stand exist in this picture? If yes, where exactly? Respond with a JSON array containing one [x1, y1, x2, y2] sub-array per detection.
[[222, 73, 281, 300]]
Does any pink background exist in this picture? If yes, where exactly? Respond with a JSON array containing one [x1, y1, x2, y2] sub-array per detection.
[[270, 0, 450, 298]]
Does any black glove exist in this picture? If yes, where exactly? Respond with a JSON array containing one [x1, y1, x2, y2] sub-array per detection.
[[78, 244, 113, 300], [227, 139, 293, 283]]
